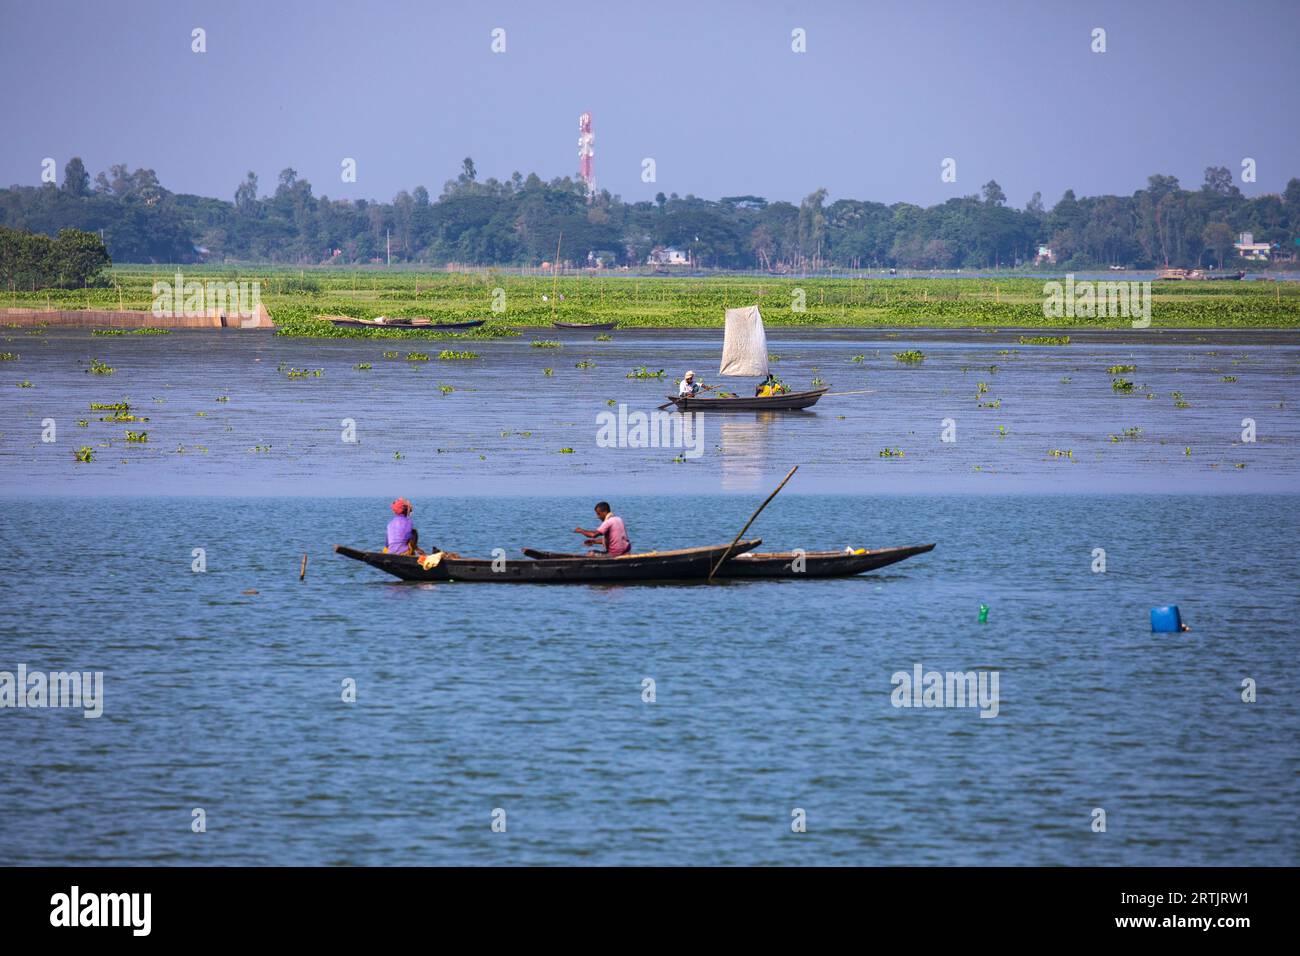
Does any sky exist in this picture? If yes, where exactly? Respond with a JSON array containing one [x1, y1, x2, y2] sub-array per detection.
[[2, 0, 1298, 209]]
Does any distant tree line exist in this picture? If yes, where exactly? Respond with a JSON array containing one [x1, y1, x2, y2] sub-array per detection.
[[2, 156, 1297, 270], [0, 224, 111, 289]]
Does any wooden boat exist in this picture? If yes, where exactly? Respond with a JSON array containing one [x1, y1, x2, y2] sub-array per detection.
[[553, 321, 617, 330], [667, 304, 828, 411], [666, 386, 829, 412], [523, 542, 935, 577], [324, 316, 485, 330], [334, 540, 762, 583]]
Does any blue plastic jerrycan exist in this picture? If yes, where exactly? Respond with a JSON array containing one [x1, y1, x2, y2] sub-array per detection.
[[1151, 605, 1185, 633]]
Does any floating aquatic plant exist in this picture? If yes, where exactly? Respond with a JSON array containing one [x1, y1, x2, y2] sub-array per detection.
[[878, 447, 905, 458], [531, 340, 561, 349], [16, 380, 33, 388], [595, 334, 612, 341], [74, 446, 94, 462], [355, 362, 372, 370], [1111, 378, 1134, 392], [575, 360, 596, 369], [1107, 364, 1136, 374], [893, 350, 925, 364], [627, 366, 665, 379], [559, 447, 575, 454], [543, 368, 553, 376], [125, 431, 148, 443], [1019, 335, 1070, 345], [0, 352, 17, 361], [406, 352, 430, 362], [850, 354, 865, 363], [438, 384, 454, 395], [438, 350, 479, 360], [87, 358, 114, 375]]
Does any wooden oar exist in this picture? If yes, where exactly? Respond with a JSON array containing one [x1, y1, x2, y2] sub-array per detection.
[[708, 465, 799, 582]]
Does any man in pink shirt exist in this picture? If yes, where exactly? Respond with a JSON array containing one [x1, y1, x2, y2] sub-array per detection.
[[574, 501, 631, 556]]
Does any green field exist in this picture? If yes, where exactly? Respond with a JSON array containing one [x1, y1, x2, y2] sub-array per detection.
[[7, 266, 1299, 336]]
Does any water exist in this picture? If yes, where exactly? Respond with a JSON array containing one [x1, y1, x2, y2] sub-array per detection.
[[2, 328, 1297, 865], [1, 494, 1297, 865], [2, 328, 1297, 495]]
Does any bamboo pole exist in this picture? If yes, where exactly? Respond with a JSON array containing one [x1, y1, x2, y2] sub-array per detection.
[[709, 465, 799, 582]]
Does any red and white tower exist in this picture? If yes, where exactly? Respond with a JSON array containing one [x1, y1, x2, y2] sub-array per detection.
[[577, 111, 595, 202]]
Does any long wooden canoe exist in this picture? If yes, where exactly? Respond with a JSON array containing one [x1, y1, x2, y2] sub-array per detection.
[[335, 540, 762, 583], [553, 321, 617, 330], [522, 542, 935, 578], [665, 386, 829, 412], [325, 317, 486, 330]]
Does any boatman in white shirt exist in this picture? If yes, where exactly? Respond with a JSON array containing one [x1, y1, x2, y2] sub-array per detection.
[[679, 370, 709, 397]]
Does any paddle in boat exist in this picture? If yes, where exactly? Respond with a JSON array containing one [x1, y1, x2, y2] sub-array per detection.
[[334, 540, 762, 583], [663, 305, 828, 412]]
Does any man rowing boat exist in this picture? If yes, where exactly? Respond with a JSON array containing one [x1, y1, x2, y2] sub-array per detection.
[[678, 370, 713, 397], [385, 497, 426, 557], [573, 501, 631, 556]]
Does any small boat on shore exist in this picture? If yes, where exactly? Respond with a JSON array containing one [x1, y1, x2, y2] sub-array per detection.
[[553, 321, 617, 330], [523, 542, 935, 577], [334, 540, 761, 583], [324, 316, 486, 330]]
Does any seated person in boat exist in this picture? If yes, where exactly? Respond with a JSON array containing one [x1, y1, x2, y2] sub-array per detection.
[[573, 501, 631, 556], [755, 373, 787, 397], [385, 497, 426, 557], [678, 370, 705, 397]]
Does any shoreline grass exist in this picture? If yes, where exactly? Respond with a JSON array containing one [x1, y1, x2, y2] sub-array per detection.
[[4, 268, 1297, 332]]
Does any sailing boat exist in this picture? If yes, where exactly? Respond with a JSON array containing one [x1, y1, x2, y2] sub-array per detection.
[[664, 306, 829, 411]]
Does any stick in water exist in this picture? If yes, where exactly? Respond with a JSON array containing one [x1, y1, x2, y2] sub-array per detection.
[[299, 553, 308, 581], [708, 465, 799, 581]]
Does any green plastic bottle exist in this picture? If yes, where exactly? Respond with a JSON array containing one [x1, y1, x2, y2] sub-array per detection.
[[978, 604, 989, 624]]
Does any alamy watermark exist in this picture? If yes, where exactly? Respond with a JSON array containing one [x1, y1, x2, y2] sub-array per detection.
[[152, 271, 262, 325], [1, 664, 103, 718], [596, 405, 704, 459], [891, 663, 999, 718], [1043, 274, 1150, 328]]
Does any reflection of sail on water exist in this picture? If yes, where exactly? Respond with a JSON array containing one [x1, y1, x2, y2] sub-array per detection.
[[719, 412, 778, 490], [719, 306, 769, 378]]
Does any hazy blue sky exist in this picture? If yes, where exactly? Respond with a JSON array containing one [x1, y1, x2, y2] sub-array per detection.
[[3, 0, 1297, 207]]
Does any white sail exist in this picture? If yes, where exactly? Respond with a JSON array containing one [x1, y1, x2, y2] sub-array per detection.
[[718, 305, 769, 377]]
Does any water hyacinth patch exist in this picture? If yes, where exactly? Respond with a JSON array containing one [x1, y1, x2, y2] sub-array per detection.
[[894, 350, 925, 364], [0, 352, 17, 360], [438, 350, 479, 360], [627, 366, 665, 379], [87, 358, 114, 375], [1019, 335, 1070, 345], [575, 360, 596, 369], [1107, 364, 1136, 374], [74, 446, 94, 462], [879, 447, 905, 458], [125, 430, 148, 443], [1112, 378, 1135, 392], [531, 340, 562, 349]]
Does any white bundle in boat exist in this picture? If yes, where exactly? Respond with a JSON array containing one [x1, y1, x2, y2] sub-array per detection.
[[718, 305, 769, 377]]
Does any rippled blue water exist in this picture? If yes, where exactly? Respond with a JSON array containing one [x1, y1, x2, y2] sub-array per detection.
[[2, 493, 1296, 865]]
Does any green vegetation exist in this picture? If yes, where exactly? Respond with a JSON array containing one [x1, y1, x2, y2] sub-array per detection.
[[894, 350, 925, 363], [878, 448, 905, 458], [0, 352, 17, 360], [1112, 378, 1135, 392], [1019, 335, 1070, 345], [0, 225, 110, 288], [86, 358, 114, 375], [5, 157, 1298, 274], [124, 430, 148, 443], [438, 349, 479, 360], [627, 366, 666, 379], [74, 445, 94, 462], [531, 340, 562, 348], [1107, 364, 1136, 373]]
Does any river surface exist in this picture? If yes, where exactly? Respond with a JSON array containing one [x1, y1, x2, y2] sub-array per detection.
[[1, 329, 1297, 865], [1, 327, 1297, 495]]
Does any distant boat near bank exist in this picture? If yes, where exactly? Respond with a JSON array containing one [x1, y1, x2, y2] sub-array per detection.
[[1156, 268, 1245, 281], [323, 315, 486, 330], [552, 321, 617, 330]]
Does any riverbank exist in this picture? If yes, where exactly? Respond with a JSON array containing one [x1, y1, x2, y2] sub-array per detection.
[[7, 270, 1299, 330]]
